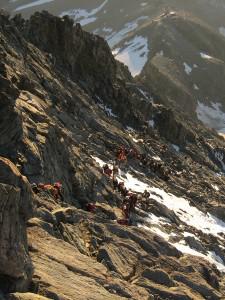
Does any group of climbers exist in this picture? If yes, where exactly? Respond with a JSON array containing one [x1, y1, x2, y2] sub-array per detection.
[[116, 145, 171, 181], [103, 163, 119, 180], [102, 163, 152, 225], [31, 182, 64, 201], [116, 182, 151, 225], [29, 144, 168, 226], [116, 146, 139, 162]]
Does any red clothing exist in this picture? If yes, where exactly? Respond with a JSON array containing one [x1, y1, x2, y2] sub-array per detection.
[[104, 168, 112, 176], [122, 201, 130, 219], [117, 219, 129, 225], [117, 147, 127, 161], [86, 203, 96, 213]]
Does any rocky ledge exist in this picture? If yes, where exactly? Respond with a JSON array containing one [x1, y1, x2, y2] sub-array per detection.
[[1, 10, 225, 300]]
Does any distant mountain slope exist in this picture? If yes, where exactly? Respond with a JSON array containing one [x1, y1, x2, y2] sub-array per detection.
[[3, 0, 225, 133], [2, 11, 225, 299]]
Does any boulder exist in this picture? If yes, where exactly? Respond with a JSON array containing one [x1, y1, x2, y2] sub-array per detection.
[[209, 205, 225, 222], [173, 273, 221, 300], [35, 207, 56, 225], [141, 268, 175, 287], [184, 236, 205, 253]]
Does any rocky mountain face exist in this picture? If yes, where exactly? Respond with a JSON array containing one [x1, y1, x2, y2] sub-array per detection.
[[1, 9, 225, 300], [3, 0, 225, 135]]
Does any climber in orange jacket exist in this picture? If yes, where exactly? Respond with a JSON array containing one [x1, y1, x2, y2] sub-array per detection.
[[116, 146, 127, 162], [37, 182, 63, 201]]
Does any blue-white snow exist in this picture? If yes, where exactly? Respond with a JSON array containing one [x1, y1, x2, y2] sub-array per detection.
[[113, 36, 149, 76], [92, 155, 225, 272], [14, 0, 54, 12], [107, 16, 149, 47], [60, 0, 108, 26], [196, 101, 225, 135]]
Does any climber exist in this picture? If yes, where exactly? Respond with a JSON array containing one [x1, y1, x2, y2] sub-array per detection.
[[129, 193, 138, 213], [103, 164, 112, 176], [113, 178, 119, 190], [117, 181, 128, 197], [53, 182, 64, 201], [137, 194, 143, 205], [162, 168, 170, 181], [116, 146, 127, 162], [37, 182, 63, 201], [86, 203, 96, 213], [112, 163, 119, 180], [121, 197, 130, 219], [121, 185, 128, 197], [141, 157, 148, 166], [38, 183, 53, 197], [143, 189, 150, 199], [31, 183, 39, 194], [117, 219, 129, 225], [128, 148, 138, 160], [118, 181, 125, 193], [38, 183, 45, 189], [103, 164, 112, 177]]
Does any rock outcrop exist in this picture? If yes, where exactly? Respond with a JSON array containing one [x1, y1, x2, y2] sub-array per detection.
[[0, 157, 33, 293], [1, 10, 225, 300]]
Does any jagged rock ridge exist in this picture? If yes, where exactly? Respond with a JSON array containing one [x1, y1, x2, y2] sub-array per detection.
[[1, 10, 225, 300], [3, 0, 225, 135]]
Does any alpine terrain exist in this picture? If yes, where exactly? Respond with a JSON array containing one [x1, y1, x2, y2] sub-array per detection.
[[1, 2, 225, 300], [3, 0, 225, 134]]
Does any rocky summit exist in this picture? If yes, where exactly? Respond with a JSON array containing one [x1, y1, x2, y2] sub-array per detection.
[[1, 8, 225, 300]]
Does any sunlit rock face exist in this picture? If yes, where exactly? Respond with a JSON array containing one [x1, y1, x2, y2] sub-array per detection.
[[1, 7, 225, 300], [3, 0, 225, 125]]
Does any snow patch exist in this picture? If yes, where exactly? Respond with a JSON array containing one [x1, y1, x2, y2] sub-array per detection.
[[196, 101, 225, 134], [212, 184, 219, 191], [60, 0, 108, 26], [91, 156, 106, 167], [126, 126, 135, 132], [148, 120, 154, 128], [152, 156, 162, 161], [107, 16, 149, 47], [174, 241, 225, 271], [137, 88, 149, 100], [172, 144, 180, 152], [114, 35, 149, 76], [183, 232, 200, 240], [118, 165, 225, 237], [150, 187, 225, 237], [102, 27, 113, 33], [92, 155, 225, 272], [98, 103, 117, 118], [14, 0, 54, 11], [183, 62, 192, 75], [200, 52, 213, 60]]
